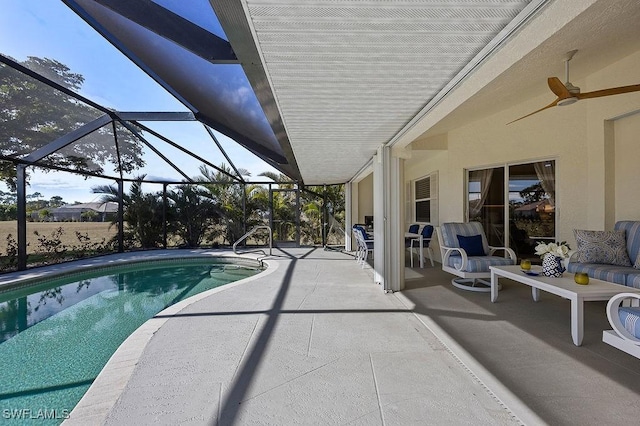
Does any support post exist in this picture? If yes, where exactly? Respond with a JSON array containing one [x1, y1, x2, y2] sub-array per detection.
[[345, 183, 353, 251], [322, 185, 327, 247], [16, 165, 27, 270], [295, 185, 301, 246], [242, 184, 247, 238], [373, 146, 404, 292], [162, 183, 168, 248], [118, 180, 124, 253]]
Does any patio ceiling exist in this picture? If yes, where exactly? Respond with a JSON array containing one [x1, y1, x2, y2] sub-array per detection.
[[216, 0, 544, 184], [218, 0, 640, 185], [62, 0, 640, 186]]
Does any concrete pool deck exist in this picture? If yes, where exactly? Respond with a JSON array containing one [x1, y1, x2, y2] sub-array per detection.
[[5, 248, 640, 424], [32, 247, 538, 425]]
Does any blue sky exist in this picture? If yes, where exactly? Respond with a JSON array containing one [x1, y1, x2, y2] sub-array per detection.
[[0, 0, 278, 203]]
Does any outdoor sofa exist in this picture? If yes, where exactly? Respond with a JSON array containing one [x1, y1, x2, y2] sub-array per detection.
[[566, 220, 640, 359], [566, 221, 640, 288]]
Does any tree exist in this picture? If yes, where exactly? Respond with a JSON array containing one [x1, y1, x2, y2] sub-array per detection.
[[39, 208, 52, 222], [80, 209, 98, 222], [93, 176, 165, 248], [198, 164, 265, 245], [49, 196, 64, 207], [167, 184, 221, 247], [0, 57, 145, 190], [519, 183, 547, 204], [258, 171, 297, 241]]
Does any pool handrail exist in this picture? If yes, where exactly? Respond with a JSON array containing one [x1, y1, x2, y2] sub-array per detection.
[[233, 225, 273, 256]]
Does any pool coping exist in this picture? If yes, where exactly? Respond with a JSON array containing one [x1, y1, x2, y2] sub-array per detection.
[[0, 249, 277, 426]]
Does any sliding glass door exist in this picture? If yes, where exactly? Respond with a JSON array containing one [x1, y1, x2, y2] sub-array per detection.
[[467, 160, 556, 261], [468, 167, 505, 247]]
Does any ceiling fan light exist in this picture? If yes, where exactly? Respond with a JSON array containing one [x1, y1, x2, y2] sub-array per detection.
[[557, 96, 578, 106]]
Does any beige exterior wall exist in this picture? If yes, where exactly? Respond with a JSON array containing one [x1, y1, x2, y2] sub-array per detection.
[[404, 48, 640, 260], [356, 173, 374, 224]]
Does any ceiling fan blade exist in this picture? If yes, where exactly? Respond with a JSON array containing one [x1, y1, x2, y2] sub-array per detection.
[[548, 77, 571, 98], [577, 84, 640, 99], [507, 99, 559, 125]]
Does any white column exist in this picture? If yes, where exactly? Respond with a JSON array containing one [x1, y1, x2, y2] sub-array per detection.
[[373, 146, 404, 292], [345, 183, 353, 252]]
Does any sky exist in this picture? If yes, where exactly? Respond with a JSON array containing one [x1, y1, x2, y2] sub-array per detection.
[[0, 0, 279, 203]]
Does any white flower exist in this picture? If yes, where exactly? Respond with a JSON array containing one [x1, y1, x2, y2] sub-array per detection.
[[534, 242, 549, 256], [556, 245, 570, 258], [535, 241, 571, 259]]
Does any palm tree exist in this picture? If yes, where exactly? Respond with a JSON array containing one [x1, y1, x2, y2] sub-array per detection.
[[198, 164, 266, 245], [258, 171, 297, 242], [92, 176, 166, 249], [167, 184, 221, 247]]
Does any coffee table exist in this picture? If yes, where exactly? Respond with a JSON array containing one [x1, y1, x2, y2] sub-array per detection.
[[489, 265, 640, 346]]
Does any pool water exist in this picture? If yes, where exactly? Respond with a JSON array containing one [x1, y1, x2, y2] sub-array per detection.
[[0, 259, 260, 425]]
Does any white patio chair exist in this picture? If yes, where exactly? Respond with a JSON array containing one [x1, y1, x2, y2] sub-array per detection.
[[603, 292, 640, 359], [352, 225, 373, 267], [436, 222, 516, 292]]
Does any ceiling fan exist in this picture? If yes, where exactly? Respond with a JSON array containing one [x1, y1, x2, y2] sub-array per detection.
[[508, 50, 640, 124]]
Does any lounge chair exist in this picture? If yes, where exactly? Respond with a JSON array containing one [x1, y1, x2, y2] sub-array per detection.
[[436, 222, 516, 292]]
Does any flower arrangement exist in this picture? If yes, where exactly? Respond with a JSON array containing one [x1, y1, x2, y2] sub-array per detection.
[[535, 241, 571, 259]]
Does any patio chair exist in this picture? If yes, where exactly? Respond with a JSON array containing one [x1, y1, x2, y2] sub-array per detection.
[[603, 292, 640, 359], [436, 222, 516, 292], [353, 225, 374, 267], [406, 224, 435, 268]]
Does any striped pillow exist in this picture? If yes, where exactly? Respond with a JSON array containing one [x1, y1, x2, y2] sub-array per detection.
[[573, 229, 631, 266]]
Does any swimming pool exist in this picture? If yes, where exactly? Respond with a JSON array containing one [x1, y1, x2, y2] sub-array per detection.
[[0, 258, 261, 425]]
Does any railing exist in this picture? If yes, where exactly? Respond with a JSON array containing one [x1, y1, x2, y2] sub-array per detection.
[[233, 225, 273, 256]]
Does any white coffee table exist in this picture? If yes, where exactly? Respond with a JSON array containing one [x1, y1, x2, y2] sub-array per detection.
[[489, 265, 640, 346]]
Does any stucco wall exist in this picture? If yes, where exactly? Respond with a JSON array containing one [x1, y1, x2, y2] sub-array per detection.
[[405, 47, 640, 260], [357, 173, 374, 223]]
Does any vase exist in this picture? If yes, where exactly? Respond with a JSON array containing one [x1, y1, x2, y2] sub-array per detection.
[[541, 253, 565, 277]]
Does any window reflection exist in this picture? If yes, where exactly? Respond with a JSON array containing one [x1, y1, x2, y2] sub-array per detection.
[[467, 160, 556, 262]]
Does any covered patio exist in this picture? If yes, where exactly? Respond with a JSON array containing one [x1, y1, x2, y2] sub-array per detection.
[[2, 0, 640, 424]]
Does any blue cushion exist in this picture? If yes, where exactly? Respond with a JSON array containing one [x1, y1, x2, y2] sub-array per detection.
[[457, 234, 485, 256], [440, 222, 489, 254], [408, 224, 419, 234], [626, 273, 640, 289], [618, 306, 640, 339], [615, 221, 640, 268], [566, 262, 630, 285], [447, 255, 514, 272]]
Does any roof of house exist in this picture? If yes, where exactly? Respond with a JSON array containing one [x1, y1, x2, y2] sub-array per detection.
[[52, 202, 118, 214]]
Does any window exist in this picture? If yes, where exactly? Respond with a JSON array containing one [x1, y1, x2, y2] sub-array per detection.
[[412, 173, 438, 224], [466, 160, 556, 261]]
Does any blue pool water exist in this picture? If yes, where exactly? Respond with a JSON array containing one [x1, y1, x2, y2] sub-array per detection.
[[0, 258, 261, 424]]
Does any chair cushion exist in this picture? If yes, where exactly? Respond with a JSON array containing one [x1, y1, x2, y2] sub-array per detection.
[[408, 224, 419, 234], [618, 306, 640, 339], [457, 234, 485, 256], [624, 273, 640, 289], [573, 229, 631, 266], [614, 221, 640, 269], [440, 222, 489, 254], [566, 262, 630, 285], [447, 255, 514, 273]]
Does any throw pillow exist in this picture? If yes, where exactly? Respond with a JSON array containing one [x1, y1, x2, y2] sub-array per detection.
[[457, 234, 485, 256], [573, 229, 631, 266]]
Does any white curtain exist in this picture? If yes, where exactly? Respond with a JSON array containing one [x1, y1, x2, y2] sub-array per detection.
[[469, 169, 494, 218], [534, 161, 555, 206]]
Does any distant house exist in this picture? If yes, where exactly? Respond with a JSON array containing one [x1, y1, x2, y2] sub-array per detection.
[[51, 202, 119, 222]]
